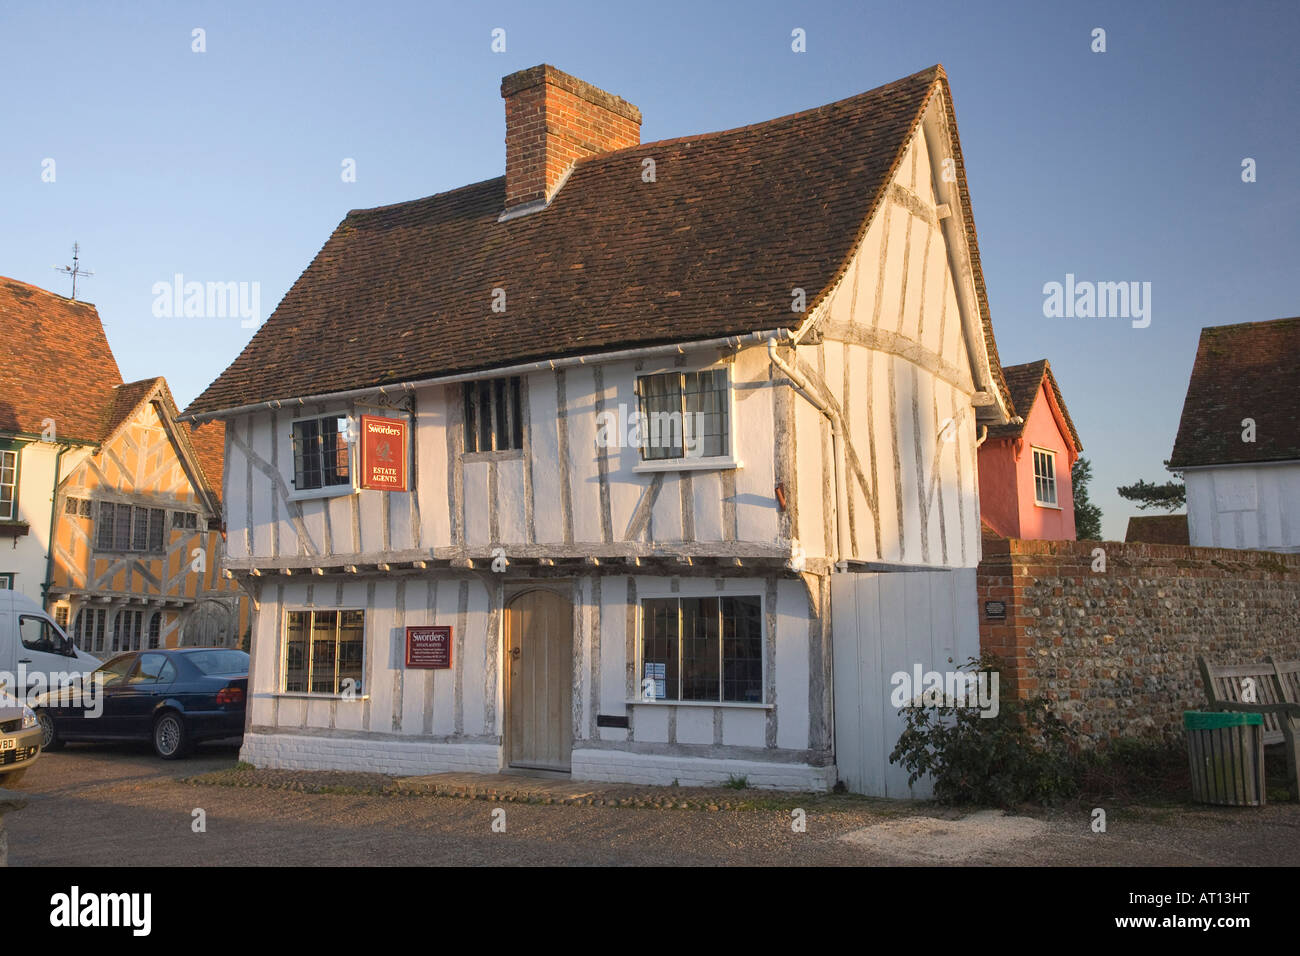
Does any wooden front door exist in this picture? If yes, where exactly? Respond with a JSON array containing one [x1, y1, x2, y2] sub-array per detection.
[[505, 588, 573, 771]]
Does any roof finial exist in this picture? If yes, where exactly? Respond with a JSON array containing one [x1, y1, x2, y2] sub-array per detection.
[[53, 242, 94, 300]]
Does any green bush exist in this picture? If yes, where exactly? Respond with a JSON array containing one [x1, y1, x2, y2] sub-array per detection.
[[889, 655, 1080, 807]]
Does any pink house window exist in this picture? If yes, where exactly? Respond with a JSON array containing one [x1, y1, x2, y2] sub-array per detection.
[[1032, 448, 1058, 506]]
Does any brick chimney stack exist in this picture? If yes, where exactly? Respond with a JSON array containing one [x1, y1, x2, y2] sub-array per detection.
[[500, 65, 641, 213]]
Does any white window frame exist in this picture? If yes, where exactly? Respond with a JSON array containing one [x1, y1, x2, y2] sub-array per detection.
[[278, 606, 369, 699], [631, 588, 768, 708], [1032, 446, 1060, 508], [288, 411, 357, 501], [631, 361, 741, 474], [0, 449, 18, 520]]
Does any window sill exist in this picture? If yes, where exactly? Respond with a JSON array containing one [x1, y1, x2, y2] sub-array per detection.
[[633, 456, 741, 475], [288, 484, 357, 502], [1033, 501, 1063, 511], [0, 521, 30, 538], [625, 699, 771, 710], [463, 449, 525, 463], [270, 692, 369, 701]]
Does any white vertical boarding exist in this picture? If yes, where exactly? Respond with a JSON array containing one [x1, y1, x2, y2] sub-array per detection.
[[831, 567, 979, 798]]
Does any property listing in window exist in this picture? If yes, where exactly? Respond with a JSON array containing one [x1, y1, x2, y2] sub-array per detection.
[[284, 609, 365, 695], [640, 596, 762, 703]]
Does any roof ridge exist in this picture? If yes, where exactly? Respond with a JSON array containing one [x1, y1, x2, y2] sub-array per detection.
[[580, 64, 945, 163], [0, 274, 99, 308]]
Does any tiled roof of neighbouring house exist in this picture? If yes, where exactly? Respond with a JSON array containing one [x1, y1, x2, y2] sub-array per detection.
[[1168, 316, 1300, 468], [0, 276, 124, 443], [0, 277, 226, 503], [1124, 514, 1189, 546], [185, 64, 1012, 418], [985, 359, 1082, 450]]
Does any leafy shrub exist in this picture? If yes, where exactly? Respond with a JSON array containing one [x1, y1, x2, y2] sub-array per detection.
[[889, 655, 1079, 807]]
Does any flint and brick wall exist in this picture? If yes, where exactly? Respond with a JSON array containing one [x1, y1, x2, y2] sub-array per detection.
[[977, 538, 1300, 746]]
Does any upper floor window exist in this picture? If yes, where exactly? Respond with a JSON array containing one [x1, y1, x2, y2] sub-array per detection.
[[464, 377, 522, 453], [292, 414, 351, 492], [0, 449, 17, 520], [96, 502, 166, 553], [172, 511, 199, 529], [1032, 448, 1058, 507], [636, 368, 731, 464]]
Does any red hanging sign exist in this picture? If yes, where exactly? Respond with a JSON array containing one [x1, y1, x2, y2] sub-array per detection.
[[359, 415, 408, 492]]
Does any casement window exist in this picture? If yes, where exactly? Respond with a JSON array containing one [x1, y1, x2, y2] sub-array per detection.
[[291, 414, 352, 492], [283, 609, 365, 695], [1032, 448, 1058, 507], [172, 511, 198, 529], [635, 368, 731, 465], [113, 609, 145, 652], [639, 595, 763, 703], [0, 573, 12, 589], [95, 502, 166, 552], [72, 608, 108, 652], [463, 377, 523, 453], [0, 449, 17, 520], [147, 612, 162, 649], [54, 605, 69, 629]]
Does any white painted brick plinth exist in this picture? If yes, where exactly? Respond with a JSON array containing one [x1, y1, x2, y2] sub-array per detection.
[[571, 749, 836, 791], [240, 733, 501, 776]]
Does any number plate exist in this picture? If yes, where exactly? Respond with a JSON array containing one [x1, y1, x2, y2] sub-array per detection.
[[0, 739, 15, 751]]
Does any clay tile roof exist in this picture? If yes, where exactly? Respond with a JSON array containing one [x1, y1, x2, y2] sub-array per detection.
[[184, 420, 226, 503], [0, 277, 124, 442], [1168, 316, 1300, 468], [186, 65, 1011, 419], [103, 377, 165, 439], [1124, 514, 1189, 546], [985, 359, 1082, 450]]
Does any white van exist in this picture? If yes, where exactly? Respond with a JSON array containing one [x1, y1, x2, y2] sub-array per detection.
[[0, 590, 100, 701]]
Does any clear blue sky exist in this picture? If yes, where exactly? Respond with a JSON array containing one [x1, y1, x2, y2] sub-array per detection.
[[2, 0, 1296, 540]]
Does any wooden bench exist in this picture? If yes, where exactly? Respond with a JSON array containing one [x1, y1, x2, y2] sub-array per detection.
[[1197, 656, 1300, 800]]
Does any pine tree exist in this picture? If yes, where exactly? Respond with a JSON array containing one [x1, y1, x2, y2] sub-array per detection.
[[1072, 457, 1103, 540]]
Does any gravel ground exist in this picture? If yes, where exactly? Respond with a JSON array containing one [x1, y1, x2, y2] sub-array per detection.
[[6, 743, 1299, 866]]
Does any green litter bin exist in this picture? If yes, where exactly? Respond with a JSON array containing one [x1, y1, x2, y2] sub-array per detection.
[[1184, 711, 1266, 806]]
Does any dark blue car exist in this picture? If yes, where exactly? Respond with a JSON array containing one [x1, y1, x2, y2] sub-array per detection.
[[34, 648, 248, 759]]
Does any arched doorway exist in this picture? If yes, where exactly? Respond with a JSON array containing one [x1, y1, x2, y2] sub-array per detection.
[[183, 599, 234, 647], [504, 588, 573, 772]]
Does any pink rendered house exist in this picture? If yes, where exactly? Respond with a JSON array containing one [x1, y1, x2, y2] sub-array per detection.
[[978, 360, 1082, 540]]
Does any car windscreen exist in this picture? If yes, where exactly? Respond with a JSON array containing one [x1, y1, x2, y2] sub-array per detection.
[[185, 650, 250, 676]]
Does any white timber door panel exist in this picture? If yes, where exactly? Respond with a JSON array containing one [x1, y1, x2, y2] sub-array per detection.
[[831, 568, 979, 798]]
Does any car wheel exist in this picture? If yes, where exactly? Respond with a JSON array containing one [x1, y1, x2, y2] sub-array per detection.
[[37, 710, 64, 751], [1, 769, 26, 787], [152, 712, 190, 760]]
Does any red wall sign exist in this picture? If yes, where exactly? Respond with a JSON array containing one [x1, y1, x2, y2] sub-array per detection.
[[359, 415, 408, 492], [406, 626, 452, 669]]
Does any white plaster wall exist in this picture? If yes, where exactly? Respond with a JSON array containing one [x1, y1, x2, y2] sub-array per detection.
[[1186, 463, 1300, 552], [225, 347, 785, 564], [789, 115, 983, 569]]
